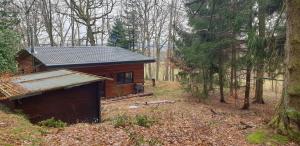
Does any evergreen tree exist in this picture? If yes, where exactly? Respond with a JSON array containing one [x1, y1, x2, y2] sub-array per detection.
[[107, 19, 130, 49], [176, 0, 250, 102], [122, 0, 139, 51], [0, 0, 20, 73]]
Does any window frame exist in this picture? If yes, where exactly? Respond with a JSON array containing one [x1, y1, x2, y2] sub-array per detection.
[[116, 72, 133, 84]]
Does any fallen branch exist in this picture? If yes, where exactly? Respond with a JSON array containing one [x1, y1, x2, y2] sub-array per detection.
[[210, 109, 218, 115], [144, 100, 176, 105]]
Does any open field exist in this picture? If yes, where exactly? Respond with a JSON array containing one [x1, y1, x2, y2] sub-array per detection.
[[0, 80, 298, 146]]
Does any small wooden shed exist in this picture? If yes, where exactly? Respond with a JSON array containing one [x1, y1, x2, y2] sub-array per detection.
[[16, 46, 155, 98], [0, 69, 107, 123]]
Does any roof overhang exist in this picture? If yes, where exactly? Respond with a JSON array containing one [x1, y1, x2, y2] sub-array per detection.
[[0, 69, 111, 100]]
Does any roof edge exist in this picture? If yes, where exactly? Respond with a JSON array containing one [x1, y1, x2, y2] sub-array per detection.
[[45, 59, 156, 68]]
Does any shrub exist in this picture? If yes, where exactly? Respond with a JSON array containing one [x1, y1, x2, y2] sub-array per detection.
[[134, 115, 155, 128], [112, 114, 130, 128], [38, 117, 67, 128]]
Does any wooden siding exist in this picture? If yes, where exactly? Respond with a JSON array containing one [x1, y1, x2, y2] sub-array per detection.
[[13, 82, 101, 123], [70, 63, 144, 98], [17, 54, 34, 74], [17, 53, 45, 74]]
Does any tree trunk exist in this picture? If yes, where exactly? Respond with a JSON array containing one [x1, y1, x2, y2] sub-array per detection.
[[77, 22, 81, 46], [209, 68, 214, 91], [146, 27, 152, 79], [87, 24, 96, 46], [202, 67, 208, 97], [71, 0, 75, 46], [165, 0, 174, 81], [33, 11, 39, 46], [231, 42, 238, 99], [253, 67, 265, 104], [242, 64, 251, 109], [155, 38, 161, 80], [253, 0, 265, 104], [230, 59, 234, 96], [219, 49, 225, 103], [270, 0, 300, 135]]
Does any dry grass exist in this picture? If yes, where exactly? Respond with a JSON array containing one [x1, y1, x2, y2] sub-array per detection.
[[0, 104, 45, 146]]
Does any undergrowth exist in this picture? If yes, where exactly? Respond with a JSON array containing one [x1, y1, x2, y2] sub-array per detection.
[[128, 131, 162, 146], [38, 117, 67, 128], [112, 114, 131, 128], [134, 115, 156, 128], [112, 114, 156, 128]]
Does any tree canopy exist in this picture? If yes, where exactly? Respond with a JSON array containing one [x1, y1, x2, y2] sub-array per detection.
[[0, 1, 20, 73]]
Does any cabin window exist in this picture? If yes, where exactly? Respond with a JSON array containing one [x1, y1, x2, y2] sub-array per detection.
[[117, 72, 133, 84]]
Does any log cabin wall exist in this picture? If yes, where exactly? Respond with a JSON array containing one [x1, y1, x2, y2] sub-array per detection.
[[17, 53, 46, 74], [69, 63, 145, 98], [17, 54, 34, 74]]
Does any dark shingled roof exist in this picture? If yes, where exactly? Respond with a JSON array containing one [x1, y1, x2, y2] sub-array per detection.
[[25, 46, 155, 67]]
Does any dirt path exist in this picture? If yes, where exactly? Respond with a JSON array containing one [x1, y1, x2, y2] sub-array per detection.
[[43, 81, 297, 146]]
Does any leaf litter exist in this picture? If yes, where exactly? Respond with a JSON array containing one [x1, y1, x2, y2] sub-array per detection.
[[43, 81, 298, 146]]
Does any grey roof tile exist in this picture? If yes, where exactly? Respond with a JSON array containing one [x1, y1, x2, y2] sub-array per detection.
[[25, 46, 155, 67]]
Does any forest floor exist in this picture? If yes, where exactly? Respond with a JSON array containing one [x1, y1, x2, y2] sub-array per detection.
[[0, 81, 298, 146], [43, 81, 298, 146]]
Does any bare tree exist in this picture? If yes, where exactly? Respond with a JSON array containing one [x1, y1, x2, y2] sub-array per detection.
[[53, 2, 72, 46], [40, 0, 55, 46], [64, 0, 115, 46], [164, 0, 175, 81], [153, 1, 168, 80]]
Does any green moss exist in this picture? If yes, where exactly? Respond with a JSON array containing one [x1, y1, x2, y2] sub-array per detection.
[[289, 131, 300, 142], [247, 131, 267, 144], [286, 108, 300, 120], [287, 84, 300, 96], [270, 134, 289, 144], [247, 130, 289, 145]]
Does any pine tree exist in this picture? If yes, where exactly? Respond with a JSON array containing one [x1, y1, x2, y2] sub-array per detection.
[[122, 0, 139, 51], [107, 19, 130, 49], [0, 1, 20, 73], [176, 0, 250, 102]]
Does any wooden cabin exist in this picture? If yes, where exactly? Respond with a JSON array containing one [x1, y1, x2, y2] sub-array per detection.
[[0, 70, 107, 123], [16, 46, 155, 98]]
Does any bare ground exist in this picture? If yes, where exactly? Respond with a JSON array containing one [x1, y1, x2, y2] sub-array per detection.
[[43, 81, 297, 146]]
